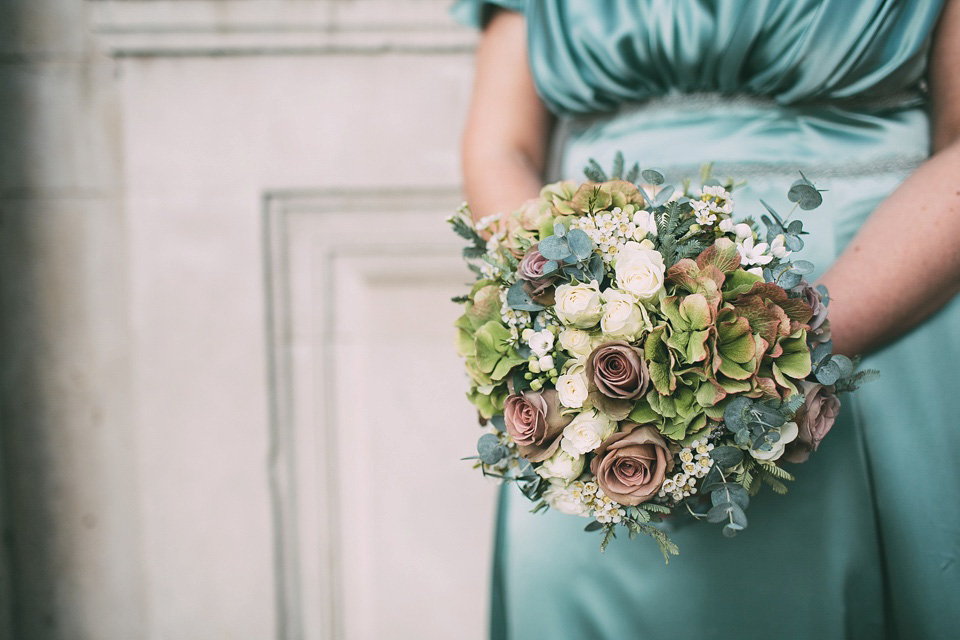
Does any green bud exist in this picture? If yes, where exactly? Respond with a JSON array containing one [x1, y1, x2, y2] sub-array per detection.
[[524, 372, 534, 380], [529, 362, 541, 374], [530, 379, 543, 391], [548, 368, 558, 377], [690, 224, 701, 232]]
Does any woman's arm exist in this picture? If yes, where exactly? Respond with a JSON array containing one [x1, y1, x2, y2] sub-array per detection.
[[817, 0, 960, 356], [461, 10, 552, 222]]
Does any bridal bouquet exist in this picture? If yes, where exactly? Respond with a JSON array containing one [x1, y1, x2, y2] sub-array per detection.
[[449, 154, 872, 559]]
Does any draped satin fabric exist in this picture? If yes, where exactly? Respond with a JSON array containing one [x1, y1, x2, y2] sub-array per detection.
[[452, 2, 960, 638]]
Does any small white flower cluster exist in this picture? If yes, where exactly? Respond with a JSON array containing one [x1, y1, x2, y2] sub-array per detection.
[[574, 207, 654, 264], [690, 186, 734, 227], [543, 479, 626, 523], [592, 486, 628, 524], [478, 232, 504, 279], [500, 293, 531, 342], [658, 439, 715, 503], [474, 212, 502, 233], [522, 328, 555, 371]]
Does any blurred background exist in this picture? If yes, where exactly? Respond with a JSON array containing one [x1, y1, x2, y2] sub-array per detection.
[[0, 1, 496, 638]]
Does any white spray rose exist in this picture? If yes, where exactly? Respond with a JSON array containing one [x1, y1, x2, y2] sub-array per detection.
[[556, 365, 589, 409], [600, 288, 650, 339], [524, 328, 554, 357], [734, 223, 754, 241], [718, 218, 735, 233], [614, 242, 665, 301], [750, 421, 799, 461], [770, 234, 792, 259], [543, 482, 591, 516], [558, 328, 595, 357], [536, 449, 585, 483], [554, 280, 603, 328], [631, 210, 658, 238], [561, 409, 617, 457]]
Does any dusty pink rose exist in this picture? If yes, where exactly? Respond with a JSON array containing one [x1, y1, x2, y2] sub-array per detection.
[[586, 341, 650, 400], [590, 423, 673, 506], [518, 245, 559, 302], [783, 381, 841, 463], [796, 280, 828, 331], [504, 389, 573, 462]]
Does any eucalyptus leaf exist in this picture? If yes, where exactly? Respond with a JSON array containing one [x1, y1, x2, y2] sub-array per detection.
[[506, 280, 545, 312], [791, 260, 815, 275], [553, 222, 566, 238], [778, 271, 803, 289], [538, 235, 571, 261], [710, 446, 744, 470], [567, 228, 594, 260], [711, 484, 749, 511], [784, 234, 805, 252], [759, 200, 784, 225], [477, 433, 505, 465], [699, 466, 725, 493], [815, 359, 842, 385], [723, 396, 753, 433], [812, 340, 833, 365], [642, 168, 665, 185], [788, 180, 823, 210], [750, 402, 786, 429], [584, 520, 605, 532], [589, 254, 605, 282], [832, 354, 855, 378], [653, 185, 676, 207]]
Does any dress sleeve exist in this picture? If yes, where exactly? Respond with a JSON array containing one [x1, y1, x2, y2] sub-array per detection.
[[450, 0, 526, 29]]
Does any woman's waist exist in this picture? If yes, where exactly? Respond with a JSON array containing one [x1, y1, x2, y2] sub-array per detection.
[[555, 94, 930, 183]]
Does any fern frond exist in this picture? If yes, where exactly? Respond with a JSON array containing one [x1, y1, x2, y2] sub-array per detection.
[[610, 152, 625, 180], [758, 462, 795, 482], [760, 473, 788, 494], [584, 159, 608, 182]]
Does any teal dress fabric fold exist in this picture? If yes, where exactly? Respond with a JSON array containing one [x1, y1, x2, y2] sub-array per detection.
[[453, 2, 959, 638]]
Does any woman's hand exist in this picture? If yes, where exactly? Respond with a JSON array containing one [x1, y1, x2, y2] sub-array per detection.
[[817, 0, 960, 356], [461, 10, 553, 223]]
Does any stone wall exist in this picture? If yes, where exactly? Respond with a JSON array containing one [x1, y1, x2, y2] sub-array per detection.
[[0, 2, 491, 639]]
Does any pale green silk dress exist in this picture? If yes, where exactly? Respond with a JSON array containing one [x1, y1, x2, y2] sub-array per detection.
[[452, 2, 960, 638]]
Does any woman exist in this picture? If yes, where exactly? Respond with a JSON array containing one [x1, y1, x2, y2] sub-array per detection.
[[453, 1, 960, 639]]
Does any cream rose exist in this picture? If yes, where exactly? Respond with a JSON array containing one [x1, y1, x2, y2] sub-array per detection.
[[536, 449, 585, 483], [543, 482, 591, 516], [600, 288, 650, 339], [556, 366, 589, 409], [558, 328, 595, 357], [560, 409, 617, 457], [554, 280, 603, 328], [614, 242, 665, 301]]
